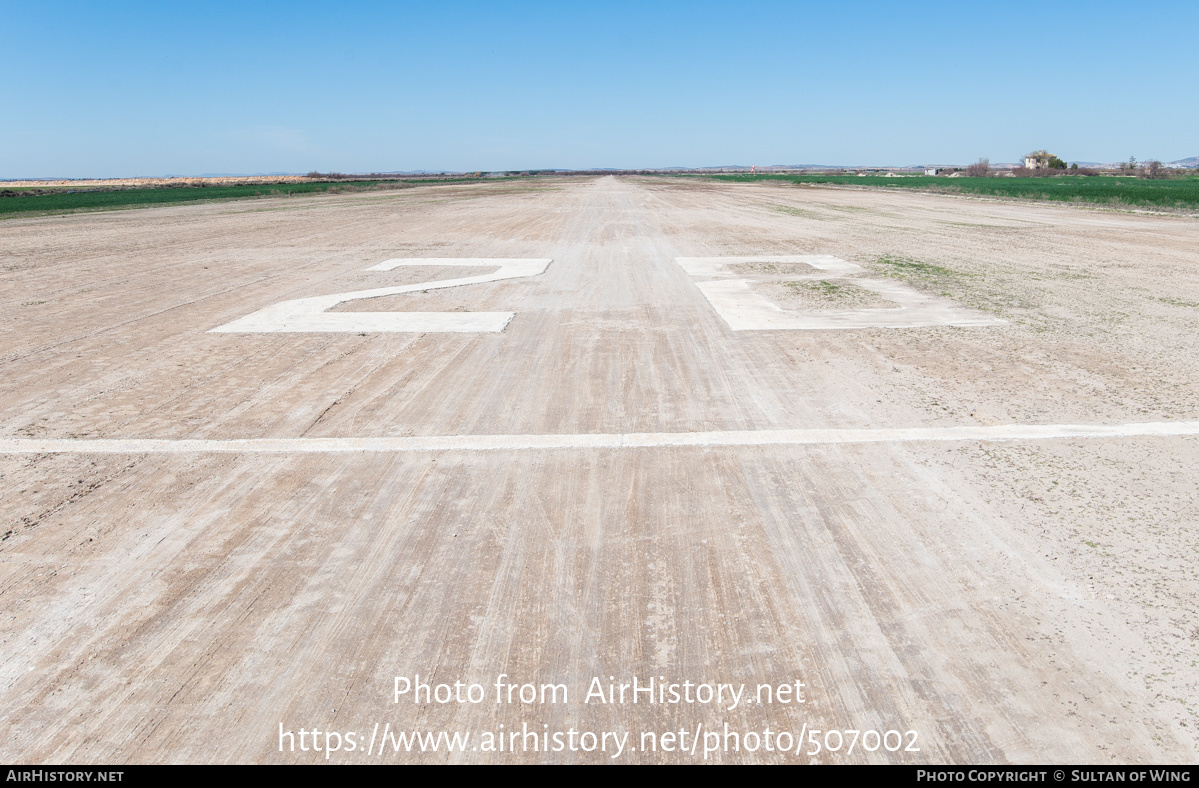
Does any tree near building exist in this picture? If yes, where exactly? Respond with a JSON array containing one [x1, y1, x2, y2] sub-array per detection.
[[964, 158, 991, 177], [1141, 160, 1166, 179]]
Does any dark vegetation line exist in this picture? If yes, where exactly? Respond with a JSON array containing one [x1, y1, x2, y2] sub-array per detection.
[[0, 176, 513, 216], [670, 173, 1199, 211], [5, 171, 1198, 216]]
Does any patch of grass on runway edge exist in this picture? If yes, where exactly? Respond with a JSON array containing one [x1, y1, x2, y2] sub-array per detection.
[[770, 205, 825, 219], [873, 254, 1035, 318], [0, 176, 522, 216], [874, 255, 961, 280], [873, 255, 994, 308], [670, 173, 1199, 211], [1156, 295, 1199, 309]]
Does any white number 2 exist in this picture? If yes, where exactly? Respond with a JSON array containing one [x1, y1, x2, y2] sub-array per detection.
[[209, 258, 551, 334]]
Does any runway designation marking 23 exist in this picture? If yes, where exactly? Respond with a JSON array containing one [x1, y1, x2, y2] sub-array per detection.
[[209, 258, 552, 333], [676, 255, 1006, 331]]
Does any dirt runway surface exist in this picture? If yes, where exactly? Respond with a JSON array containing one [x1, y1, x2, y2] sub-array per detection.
[[2, 176, 1197, 763]]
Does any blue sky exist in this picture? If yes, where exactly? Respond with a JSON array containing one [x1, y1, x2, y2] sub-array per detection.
[[2, 1, 1196, 177]]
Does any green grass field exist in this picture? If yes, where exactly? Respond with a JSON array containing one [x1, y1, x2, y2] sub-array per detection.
[[0, 177, 498, 217], [686, 173, 1199, 211], [7, 172, 1199, 216]]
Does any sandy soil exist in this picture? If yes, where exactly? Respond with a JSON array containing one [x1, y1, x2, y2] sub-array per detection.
[[1, 176, 1197, 763]]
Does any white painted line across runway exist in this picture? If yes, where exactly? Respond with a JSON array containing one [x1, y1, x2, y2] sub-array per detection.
[[2, 421, 1197, 454]]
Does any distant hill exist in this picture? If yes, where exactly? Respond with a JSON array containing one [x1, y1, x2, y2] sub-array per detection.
[[1169, 156, 1198, 168]]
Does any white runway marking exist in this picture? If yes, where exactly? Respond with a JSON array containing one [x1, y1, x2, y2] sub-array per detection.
[[210, 258, 552, 333], [2, 421, 1196, 455], [677, 255, 1006, 330]]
